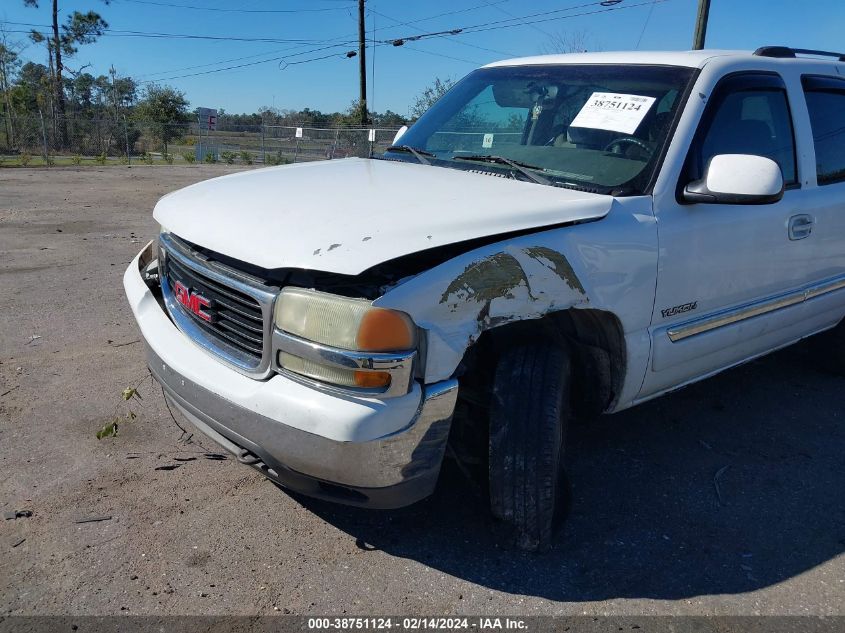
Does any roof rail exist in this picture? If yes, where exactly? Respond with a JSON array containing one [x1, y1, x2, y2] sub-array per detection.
[[753, 46, 845, 62]]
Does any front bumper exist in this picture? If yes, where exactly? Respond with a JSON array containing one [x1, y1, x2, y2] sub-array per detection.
[[125, 241, 459, 508]]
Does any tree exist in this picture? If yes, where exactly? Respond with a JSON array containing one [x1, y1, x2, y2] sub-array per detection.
[[134, 84, 189, 154], [13, 61, 50, 114], [373, 110, 408, 127], [0, 38, 22, 147], [541, 29, 598, 54], [23, 0, 110, 148], [410, 77, 455, 120]]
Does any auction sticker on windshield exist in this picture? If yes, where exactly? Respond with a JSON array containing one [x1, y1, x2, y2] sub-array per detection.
[[570, 92, 656, 135]]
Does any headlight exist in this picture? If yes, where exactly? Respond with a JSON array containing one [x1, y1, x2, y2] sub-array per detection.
[[274, 288, 417, 390], [275, 288, 416, 351]]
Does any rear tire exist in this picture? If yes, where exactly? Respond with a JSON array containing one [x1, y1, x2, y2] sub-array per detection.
[[488, 341, 572, 551]]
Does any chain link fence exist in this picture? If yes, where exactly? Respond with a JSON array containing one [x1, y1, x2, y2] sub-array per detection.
[[0, 116, 401, 166]]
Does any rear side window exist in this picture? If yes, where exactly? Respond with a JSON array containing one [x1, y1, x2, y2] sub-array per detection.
[[802, 75, 845, 185], [686, 73, 798, 186]]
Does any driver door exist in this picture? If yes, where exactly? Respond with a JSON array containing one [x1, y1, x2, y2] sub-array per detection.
[[640, 71, 812, 397]]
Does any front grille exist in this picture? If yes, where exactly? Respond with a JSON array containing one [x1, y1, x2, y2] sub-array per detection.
[[164, 255, 264, 358], [159, 234, 278, 378]]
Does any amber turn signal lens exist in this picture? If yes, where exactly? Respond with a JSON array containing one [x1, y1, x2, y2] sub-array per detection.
[[356, 308, 416, 352], [354, 370, 391, 389]]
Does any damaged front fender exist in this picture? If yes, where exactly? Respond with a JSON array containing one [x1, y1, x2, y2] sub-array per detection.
[[375, 232, 591, 383]]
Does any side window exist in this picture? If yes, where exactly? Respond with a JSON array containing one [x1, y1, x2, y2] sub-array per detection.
[[688, 74, 798, 186], [802, 77, 845, 185]]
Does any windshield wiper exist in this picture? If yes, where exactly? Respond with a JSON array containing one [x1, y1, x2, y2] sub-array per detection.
[[385, 145, 435, 165], [451, 154, 552, 186]]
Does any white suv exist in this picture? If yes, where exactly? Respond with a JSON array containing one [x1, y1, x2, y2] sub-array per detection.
[[125, 47, 845, 550]]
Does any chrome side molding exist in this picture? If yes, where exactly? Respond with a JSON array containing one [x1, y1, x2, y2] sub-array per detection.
[[668, 274, 845, 343]]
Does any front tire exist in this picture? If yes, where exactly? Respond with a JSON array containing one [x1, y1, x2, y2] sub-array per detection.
[[488, 341, 571, 551]]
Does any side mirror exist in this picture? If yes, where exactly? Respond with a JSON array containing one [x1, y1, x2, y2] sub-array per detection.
[[683, 154, 784, 205], [392, 125, 409, 145]]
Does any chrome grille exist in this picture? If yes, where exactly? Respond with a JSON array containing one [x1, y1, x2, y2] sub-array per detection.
[[159, 233, 278, 378]]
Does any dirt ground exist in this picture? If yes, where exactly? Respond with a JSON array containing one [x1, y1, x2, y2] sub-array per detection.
[[1, 166, 843, 616]]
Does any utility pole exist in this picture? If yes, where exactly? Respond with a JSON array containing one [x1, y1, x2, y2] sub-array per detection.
[[109, 65, 119, 117], [692, 0, 711, 50], [358, 0, 368, 125]]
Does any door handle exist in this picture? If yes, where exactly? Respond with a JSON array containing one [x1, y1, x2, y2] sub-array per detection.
[[788, 214, 815, 240]]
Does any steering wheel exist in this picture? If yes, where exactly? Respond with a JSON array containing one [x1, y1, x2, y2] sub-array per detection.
[[604, 136, 653, 155]]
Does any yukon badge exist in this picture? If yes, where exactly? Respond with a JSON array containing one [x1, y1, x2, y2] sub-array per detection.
[[661, 301, 698, 319], [173, 280, 213, 322]]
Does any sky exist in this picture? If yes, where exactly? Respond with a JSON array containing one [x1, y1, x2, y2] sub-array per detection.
[[2, 0, 844, 118]]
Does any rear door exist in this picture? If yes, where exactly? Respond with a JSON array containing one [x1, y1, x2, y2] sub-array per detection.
[[794, 74, 845, 323]]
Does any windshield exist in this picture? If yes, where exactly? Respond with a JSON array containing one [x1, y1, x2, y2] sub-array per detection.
[[385, 64, 695, 194]]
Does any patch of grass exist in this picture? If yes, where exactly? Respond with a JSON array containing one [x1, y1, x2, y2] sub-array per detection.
[[20, 152, 32, 167], [182, 151, 196, 164], [265, 151, 290, 166], [240, 150, 253, 165]]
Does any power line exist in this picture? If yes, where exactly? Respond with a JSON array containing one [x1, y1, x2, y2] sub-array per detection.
[[138, 43, 357, 84], [478, 0, 555, 39], [3, 21, 354, 45], [118, 0, 355, 13], [368, 7, 517, 58], [384, 0, 607, 42], [367, 0, 514, 36], [635, 0, 658, 49], [383, 0, 668, 43], [135, 45, 312, 80], [399, 44, 484, 66]]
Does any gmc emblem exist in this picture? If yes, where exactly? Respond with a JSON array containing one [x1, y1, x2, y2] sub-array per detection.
[[173, 280, 212, 322]]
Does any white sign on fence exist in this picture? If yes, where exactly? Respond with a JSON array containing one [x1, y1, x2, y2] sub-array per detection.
[[295, 127, 303, 139], [197, 107, 218, 131], [368, 129, 376, 142]]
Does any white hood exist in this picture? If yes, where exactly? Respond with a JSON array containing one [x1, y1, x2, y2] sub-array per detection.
[[154, 158, 611, 275]]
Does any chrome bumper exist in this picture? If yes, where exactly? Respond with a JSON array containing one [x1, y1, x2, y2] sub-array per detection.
[[147, 344, 459, 508]]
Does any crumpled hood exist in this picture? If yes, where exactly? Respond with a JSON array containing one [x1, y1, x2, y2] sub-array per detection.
[[154, 157, 612, 275]]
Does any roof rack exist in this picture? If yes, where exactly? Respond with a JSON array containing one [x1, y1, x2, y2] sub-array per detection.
[[753, 46, 845, 62]]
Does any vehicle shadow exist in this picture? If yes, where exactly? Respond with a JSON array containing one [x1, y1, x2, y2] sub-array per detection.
[[293, 342, 845, 601]]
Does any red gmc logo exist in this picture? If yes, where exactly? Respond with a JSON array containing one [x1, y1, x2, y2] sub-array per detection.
[[173, 280, 212, 322]]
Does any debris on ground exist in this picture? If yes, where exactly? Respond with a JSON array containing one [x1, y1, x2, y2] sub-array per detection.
[[154, 464, 181, 471], [26, 335, 42, 345], [74, 515, 112, 524], [4, 510, 33, 520], [109, 339, 140, 348], [12, 538, 26, 548], [713, 465, 730, 506]]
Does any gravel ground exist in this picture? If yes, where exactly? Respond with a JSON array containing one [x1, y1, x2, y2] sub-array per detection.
[[0, 166, 843, 616]]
